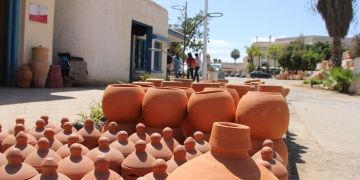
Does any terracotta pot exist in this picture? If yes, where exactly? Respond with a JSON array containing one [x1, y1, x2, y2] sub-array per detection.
[[121, 140, 156, 180], [172, 87, 195, 99], [140, 159, 168, 180], [217, 79, 229, 84], [132, 81, 155, 92], [145, 78, 163, 87], [82, 155, 123, 180], [236, 91, 289, 140], [252, 139, 285, 166], [183, 137, 201, 160], [225, 84, 251, 99], [45, 65, 64, 88], [161, 81, 183, 87], [282, 88, 290, 97], [249, 138, 288, 167], [167, 122, 277, 180], [7, 117, 31, 134], [56, 134, 90, 158], [31, 157, 70, 180], [43, 128, 63, 151], [56, 117, 77, 134], [258, 84, 283, 94], [101, 120, 137, 135], [173, 78, 192, 87], [254, 147, 288, 180], [78, 119, 101, 149], [142, 87, 187, 128], [28, 119, 46, 140], [85, 137, 124, 174], [0, 153, 6, 166], [102, 84, 145, 123], [203, 87, 239, 106], [128, 123, 151, 144], [55, 122, 84, 144], [145, 126, 184, 145], [146, 133, 172, 161], [58, 143, 94, 180], [193, 131, 211, 154], [187, 90, 236, 134], [100, 122, 120, 143], [40, 115, 58, 130], [29, 46, 50, 88], [244, 79, 262, 85], [4, 131, 37, 159], [160, 127, 180, 152], [0, 148, 39, 179], [191, 82, 221, 92], [16, 64, 32, 88], [109, 131, 135, 157], [166, 145, 187, 174], [0, 124, 9, 152], [24, 138, 62, 172]]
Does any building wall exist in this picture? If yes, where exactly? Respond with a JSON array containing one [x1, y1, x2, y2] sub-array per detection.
[[54, 0, 168, 84]]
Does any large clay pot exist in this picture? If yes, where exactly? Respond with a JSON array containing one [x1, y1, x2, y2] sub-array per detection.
[[183, 137, 201, 160], [161, 81, 183, 87], [193, 131, 211, 154], [173, 78, 192, 87], [46, 65, 64, 88], [191, 82, 221, 92], [174, 87, 195, 99], [85, 137, 124, 174], [29, 46, 50, 88], [167, 122, 277, 180], [78, 119, 101, 149], [160, 127, 180, 152], [225, 84, 251, 99], [58, 143, 94, 180], [145, 78, 163, 87], [102, 84, 145, 124], [56, 134, 89, 158], [28, 119, 46, 140], [110, 131, 135, 157], [203, 87, 239, 106], [236, 91, 289, 140], [140, 159, 168, 180], [128, 123, 151, 144], [44, 128, 63, 151], [82, 155, 123, 180], [132, 81, 155, 92], [0, 148, 39, 179], [121, 140, 156, 180], [16, 64, 32, 88], [55, 122, 83, 144], [254, 147, 288, 180], [145, 133, 172, 161], [252, 139, 285, 166], [31, 157, 70, 180], [142, 87, 187, 128], [187, 90, 235, 134], [258, 84, 283, 94], [166, 145, 187, 174], [3, 131, 37, 157], [100, 122, 120, 143]]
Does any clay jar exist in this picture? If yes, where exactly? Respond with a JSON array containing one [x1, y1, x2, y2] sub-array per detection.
[[187, 90, 236, 136], [254, 147, 288, 180], [24, 138, 62, 172], [28, 119, 46, 139], [236, 91, 289, 140], [82, 155, 123, 180], [145, 78, 163, 87], [0, 123, 9, 152], [250, 138, 289, 167], [258, 84, 283, 94], [161, 81, 183, 87], [56, 134, 90, 158], [0, 148, 39, 179], [140, 159, 168, 180], [252, 139, 285, 166], [132, 81, 155, 92], [225, 84, 251, 99], [173, 78, 193, 88], [146, 133, 172, 161], [167, 122, 277, 180], [102, 84, 145, 124], [121, 140, 156, 180], [142, 87, 187, 127], [78, 118, 101, 149], [40, 115, 58, 130], [183, 137, 201, 160], [85, 137, 124, 174], [193, 131, 211, 154], [7, 117, 31, 134], [128, 123, 151, 144], [55, 122, 83, 144], [110, 131, 135, 157], [166, 145, 187, 174], [174, 87, 195, 99], [191, 82, 221, 92], [16, 64, 33, 88], [44, 128, 63, 151], [101, 122, 120, 143], [58, 143, 94, 180], [160, 127, 180, 152], [203, 87, 240, 106], [4, 131, 36, 160], [31, 157, 70, 180]]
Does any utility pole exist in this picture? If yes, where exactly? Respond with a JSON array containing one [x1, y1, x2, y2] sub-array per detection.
[[202, 0, 209, 80]]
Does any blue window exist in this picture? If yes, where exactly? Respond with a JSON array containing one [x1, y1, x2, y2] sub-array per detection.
[[153, 42, 162, 71]]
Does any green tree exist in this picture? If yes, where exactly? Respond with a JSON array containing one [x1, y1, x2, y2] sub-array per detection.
[[247, 45, 262, 69], [267, 44, 284, 68], [231, 49, 240, 72]]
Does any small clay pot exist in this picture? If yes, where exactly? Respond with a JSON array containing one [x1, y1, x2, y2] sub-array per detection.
[[56, 134, 90, 158], [121, 140, 156, 180], [28, 119, 46, 140], [85, 137, 124, 174], [161, 81, 183, 87], [193, 131, 211, 154], [39, 115, 56, 130], [100, 122, 120, 143], [55, 122, 84, 144], [140, 159, 168, 180], [166, 145, 187, 174], [225, 84, 251, 99], [191, 82, 221, 92], [282, 88, 290, 97], [252, 139, 285, 166], [0, 148, 39, 179], [128, 123, 151, 144], [31, 157, 70, 180], [24, 138, 62, 172], [58, 143, 94, 180], [78, 118, 101, 149], [183, 137, 201, 160], [16, 64, 33, 88], [160, 127, 180, 152], [173, 78, 192, 88], [7, 117, 31, 134], [0, 123, 10, 152], [82, 155, 123, 180], [109, 131, 135, 157], [145, 78, 163, 87], [146, 133, 172, 161], [56, 117, 77, 133], [254, 147, 288, 180], [4, 131, 37, 160], [43, 128, 63, 151]]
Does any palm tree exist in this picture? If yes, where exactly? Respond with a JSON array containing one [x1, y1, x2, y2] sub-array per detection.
[[246, 45, 262, 72], [231, 49, 240, 74], [315, 0, 356, 67], [267, 44, 284, 69]]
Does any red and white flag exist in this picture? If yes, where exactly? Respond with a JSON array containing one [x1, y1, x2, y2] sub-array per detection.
[[29, 3, 48, 24]]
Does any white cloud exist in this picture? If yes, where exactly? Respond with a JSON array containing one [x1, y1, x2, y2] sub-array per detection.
[[207, 39, 246, 63]]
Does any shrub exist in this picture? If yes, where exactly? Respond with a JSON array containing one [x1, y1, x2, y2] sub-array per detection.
[[303, 79, 310, 84], [310, 77, 324, 87], [326, 67, 354, 93], [77, 100, 105, 130]]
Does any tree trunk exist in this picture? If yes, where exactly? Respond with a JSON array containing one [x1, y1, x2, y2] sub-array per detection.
[[332, 37, 342, 67]]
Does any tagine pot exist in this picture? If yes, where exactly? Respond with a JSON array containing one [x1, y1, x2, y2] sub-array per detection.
[[166, 145, 187, 174], [167, 122, 277, 180], [191, 82, 221, 92], [145, 78, 163, 87], [193, 131, 211, 154], [132, 81, 155, 92], [145, 133, 172, 161], [139, 159, 168, 180], [44, 128, 63, 151], [160, 127, 180, 152], [4, 131, 37, 160], [252, 139, 285, 166], [100, 122, 120, 142], [173, 78, 193, 87], [28, 119, 46, 140], [55, 122, 84, 144], [145, 126, 184, 145], [183, 137, 201, 160], [7, 117, 31, 134], [161, 81, 183, 87], [31, 157, 70, 180], [250, 138, 289, 167], [110, 131, 135, 157], [203, 87, 239, 106], [82, 155, 123, 180], [39, 115, 58, 130], [78, 119, 101, 149], [254, 147, 288, 180], [2, 124, 36, 152], [225, 84, 251, 99], [128, 123, 151, 144], [56, 134, 90, 158]]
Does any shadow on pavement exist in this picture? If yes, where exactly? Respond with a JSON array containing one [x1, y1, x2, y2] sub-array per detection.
[[286, 131, 308, 180]]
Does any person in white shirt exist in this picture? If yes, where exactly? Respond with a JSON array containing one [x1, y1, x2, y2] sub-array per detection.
[[194, 53, 201, 82]]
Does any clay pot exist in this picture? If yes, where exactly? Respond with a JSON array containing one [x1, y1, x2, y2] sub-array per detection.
[[29, 46, 50, 88], [78, 118, 101, 149], [236, 91, 289, 140], [140, 159, 168, 180], [28, 119, 46, 140], [43, 128, 63, 151], [282, 88, 290, 97], [16, 64, 32, 88], [203, 87, 239, 106], [0, 124, 9, 152], [31, 157, 70, 180], [254, 147, 288, 180], [145, 126, 185, 144], [174, 87, 195, 99], [161, 81, 183, 87], [100, 122, 120, 143], [250, 138, 289, 167], [244, 79, 263, 85], [160, 127, 180, 152], [142, 87, 187, 128], [85, 137, 124, 174], [55, 122, 83, 144], [82, 155, 123, 180], [252, 139, 285, 166], [132, 81, 155, 92], [173, 78, 192, 87], [110, 131, 135, 157], [46, 65, 64, 88], [193, 131, 211, 154], [191, 82, 221, 92], [7, 117, 31, 134], [183, 137, 201, 160], [4, 131, 37, 159], [128, 123, 151, 144], [56, 134, 90, 158], [39, 115, 58, 131], [57, 117, 77, 133], [225, 84, 251, 99], [0, 153, 6, 166], [24, 138, 62, 172], [102, 84, 145, 123], [58, 143, 94, 180], [167, 122, 277, 180], [166, 145, 187, 174], [121, 140, 156, 180], [187, 90, 236, 134], [0, 148, 39, 179], [146, 133, 172, 161], [258, 84, 283, 94], [145, 78, 163, 87]]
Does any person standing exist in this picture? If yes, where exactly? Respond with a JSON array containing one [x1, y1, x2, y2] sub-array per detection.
[[173, 54, 181, 78], [186, 53, 195, 80], [166, 49, 174, 80], [193, 53, 201, 82]]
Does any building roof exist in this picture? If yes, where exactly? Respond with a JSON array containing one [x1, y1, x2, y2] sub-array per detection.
[[168, 29, 184, 42]]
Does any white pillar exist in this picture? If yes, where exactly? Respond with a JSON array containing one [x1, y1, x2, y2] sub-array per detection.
[[202, 0, 209, 80]]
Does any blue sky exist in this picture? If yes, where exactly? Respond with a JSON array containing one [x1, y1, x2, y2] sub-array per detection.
[[154, 0, 360, 62]]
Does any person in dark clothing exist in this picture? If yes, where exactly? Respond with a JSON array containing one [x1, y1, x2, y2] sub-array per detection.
[[193, 53, 201, 82], [166, 49, 173, 80], [186, 53, 195, 80]]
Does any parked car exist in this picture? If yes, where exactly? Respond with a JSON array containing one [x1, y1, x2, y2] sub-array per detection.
[[249, 71, 272, 78]]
